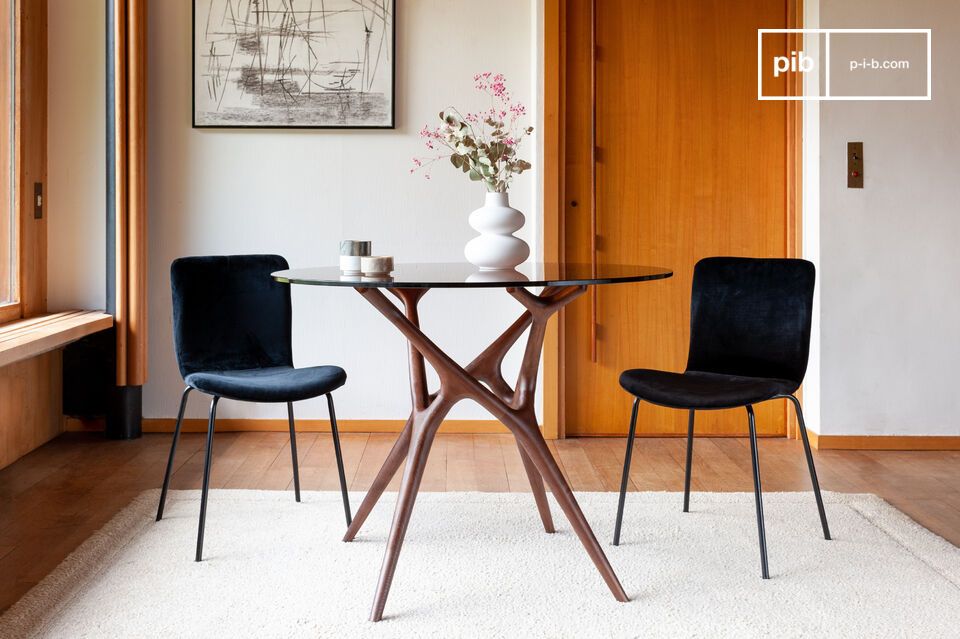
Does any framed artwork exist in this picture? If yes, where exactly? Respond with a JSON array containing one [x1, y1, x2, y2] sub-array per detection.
[[193, 0, 395, 129]]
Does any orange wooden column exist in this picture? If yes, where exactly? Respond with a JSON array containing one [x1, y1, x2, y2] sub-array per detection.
[[107, 0, 147, 438]]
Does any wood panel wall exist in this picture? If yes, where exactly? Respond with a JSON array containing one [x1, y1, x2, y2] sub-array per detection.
[[542, 0, 564, 439], [0, 351, 61, 469]]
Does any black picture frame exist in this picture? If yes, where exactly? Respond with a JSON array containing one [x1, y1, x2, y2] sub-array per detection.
[[192, 0, 396, 130]]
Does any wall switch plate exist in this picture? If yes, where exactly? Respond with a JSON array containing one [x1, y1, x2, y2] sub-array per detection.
[[33, 182, 44, 218], [848, 142, 863, 188]]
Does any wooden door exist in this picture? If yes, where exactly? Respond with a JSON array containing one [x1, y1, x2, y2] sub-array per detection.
[[561, 0, 794, 436]]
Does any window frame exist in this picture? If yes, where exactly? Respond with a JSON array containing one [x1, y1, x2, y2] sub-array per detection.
[[0, 0, 45, 325], [0, 0, 17, 321]]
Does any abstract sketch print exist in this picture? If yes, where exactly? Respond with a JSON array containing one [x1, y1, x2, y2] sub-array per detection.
[[194, 0, 394, 128]]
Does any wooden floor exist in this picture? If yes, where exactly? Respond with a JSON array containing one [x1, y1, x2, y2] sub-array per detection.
[[1, 431, 959, 613]]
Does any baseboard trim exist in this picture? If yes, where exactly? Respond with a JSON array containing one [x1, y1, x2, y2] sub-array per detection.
[[67, 417, 782, 439], [809, 432, 960, 451], [568, 431, 784, 438], [63, 417, 960, 449], [66, 417, 511, 435]]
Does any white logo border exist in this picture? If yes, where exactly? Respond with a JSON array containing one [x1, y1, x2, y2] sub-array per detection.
[[757, 28, 932, 101]]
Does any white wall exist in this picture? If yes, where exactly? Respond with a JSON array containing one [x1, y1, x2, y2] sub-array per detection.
[[801, 0, 822, 433], [816, 0, 960, 436], [146, 1, 541, 422], [47, 0, 106, 311]]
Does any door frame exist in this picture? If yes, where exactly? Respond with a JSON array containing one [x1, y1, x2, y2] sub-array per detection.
[[541, 0, 804, 440]]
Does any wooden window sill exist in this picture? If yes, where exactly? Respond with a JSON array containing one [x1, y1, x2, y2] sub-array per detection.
[[0, 303, 24, 325], [0, 311, 114, 368]]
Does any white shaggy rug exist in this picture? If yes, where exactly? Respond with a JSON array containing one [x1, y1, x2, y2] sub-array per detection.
[[2, 490, 959, 638]]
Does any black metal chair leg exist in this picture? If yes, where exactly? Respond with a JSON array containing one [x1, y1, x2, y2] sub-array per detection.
[[157, 386, 191, 521], [613, 398, 640, 546], [196, 396, 219, 562], [786, 395, 831, 540], [327, 393, 352, 526], [746, 405, 770, 579], [287, 402, 301, 503], [683, 409, 695, 512]]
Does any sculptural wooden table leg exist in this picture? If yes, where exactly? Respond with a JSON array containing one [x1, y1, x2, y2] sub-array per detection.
[[346, 285, 629, 622]]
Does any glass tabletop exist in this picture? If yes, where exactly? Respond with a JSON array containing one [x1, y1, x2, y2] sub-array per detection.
[[273, 262, 673, 289]]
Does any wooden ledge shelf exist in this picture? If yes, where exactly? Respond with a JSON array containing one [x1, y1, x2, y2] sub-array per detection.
[[0, 311, 113, 368]]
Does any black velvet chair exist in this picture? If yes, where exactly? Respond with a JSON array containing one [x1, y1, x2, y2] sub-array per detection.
[[156, 255, 352, 561], [613, 257, 830, 578]]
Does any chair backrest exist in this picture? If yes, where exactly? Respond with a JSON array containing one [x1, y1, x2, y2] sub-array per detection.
[[170, 254, 293, 377], [685, 257, 815, 385]]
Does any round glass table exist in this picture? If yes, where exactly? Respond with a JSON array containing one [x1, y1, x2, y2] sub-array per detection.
[[273, 262, 673, 621], [273, 261, 671, 288]]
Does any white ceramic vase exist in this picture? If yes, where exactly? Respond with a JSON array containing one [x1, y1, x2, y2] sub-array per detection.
[[464, 192, 530, 271]]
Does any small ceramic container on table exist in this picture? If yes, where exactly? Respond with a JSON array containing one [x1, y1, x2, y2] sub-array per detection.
[[340, 240, 372, 275], [361, 255, 394, 277]]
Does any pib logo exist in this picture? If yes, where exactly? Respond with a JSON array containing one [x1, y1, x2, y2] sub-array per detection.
[[773, 50, 815, 77]]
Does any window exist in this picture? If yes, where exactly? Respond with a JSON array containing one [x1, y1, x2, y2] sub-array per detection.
[[0, 0, 13, 310]]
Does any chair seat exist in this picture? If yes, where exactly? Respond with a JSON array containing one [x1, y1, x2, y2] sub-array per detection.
[[619, 369, 797, 410], [186, 365, 347, 403]]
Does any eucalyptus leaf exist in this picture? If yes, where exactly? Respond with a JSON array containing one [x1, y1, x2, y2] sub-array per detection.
[[419, 78, 533, 192]]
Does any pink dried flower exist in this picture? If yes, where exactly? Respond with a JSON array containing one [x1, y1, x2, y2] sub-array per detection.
[[413, 73, 533, 193], [420, 125, 443, 139], [474, 71, 494, 91]]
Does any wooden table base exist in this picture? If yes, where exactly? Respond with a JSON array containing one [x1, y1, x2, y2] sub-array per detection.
[[346, 285, 629, 621]]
